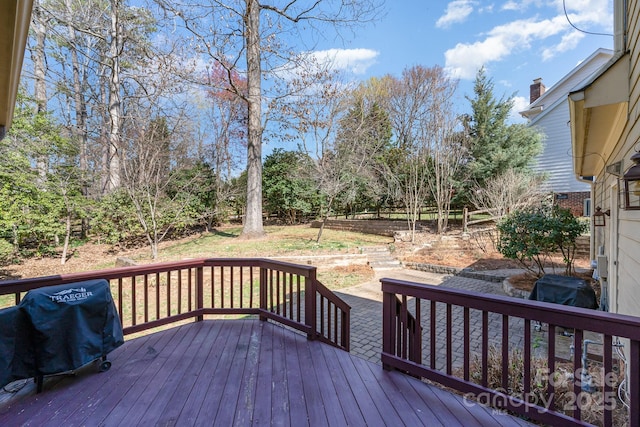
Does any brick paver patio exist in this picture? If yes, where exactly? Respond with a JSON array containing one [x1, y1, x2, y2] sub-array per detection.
[[337, 267, 534, 368]]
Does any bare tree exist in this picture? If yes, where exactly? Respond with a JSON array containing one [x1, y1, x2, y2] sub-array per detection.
[[153, 0, 384, 238], [203, 63, 247, 228], [470, 168, 547, 217], [121, 112, 203, 259], [316, 85, 390, 241], [383, 65, 464, 239], [117, 42, 208, 258], [44, 0, 157, 196], [269, 61, 349, 240]]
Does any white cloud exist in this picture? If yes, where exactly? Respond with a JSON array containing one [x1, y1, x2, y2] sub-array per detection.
[[501, 0, 541, 12], [445, 16, 569, 79], [309, 48, 379, 75], [444, 0, 612, 79], [511, 95, 530, 122], [502, 1, 519, 11], [436, 1, 476, 29], [541, 31, 584, 60], [553, 0, 613, 30]]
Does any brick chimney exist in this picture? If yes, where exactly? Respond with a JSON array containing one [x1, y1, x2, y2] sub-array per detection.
[[530, 78, 545, 104]]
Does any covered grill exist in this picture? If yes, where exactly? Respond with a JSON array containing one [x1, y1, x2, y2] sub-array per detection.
[[528, 274, 598, 309], [1, 279, 124, 392], [0, 306, 35, 389]]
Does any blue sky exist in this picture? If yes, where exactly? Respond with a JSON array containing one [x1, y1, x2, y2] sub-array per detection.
[[306, 0, 614, 121]]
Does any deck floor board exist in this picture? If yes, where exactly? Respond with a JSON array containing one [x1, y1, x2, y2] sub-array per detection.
[[0, 319, 534, 426]]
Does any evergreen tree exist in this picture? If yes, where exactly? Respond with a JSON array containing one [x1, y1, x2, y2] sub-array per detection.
[[0, 92, 86, 262], [263, 149, 319, 224], [465, 67, 543, 190]]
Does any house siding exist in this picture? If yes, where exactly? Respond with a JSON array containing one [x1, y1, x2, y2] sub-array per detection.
[[532, 105, 591, 193], [523, 50, 611, 208], [596, 0, 640, 318], [616, 0, 640, 318]]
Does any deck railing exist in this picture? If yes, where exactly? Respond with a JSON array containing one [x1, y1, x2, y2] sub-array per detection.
[[382, 278, 640, 427], [0, 258, 350, 351]]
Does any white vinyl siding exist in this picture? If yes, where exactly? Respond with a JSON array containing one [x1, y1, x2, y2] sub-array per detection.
[[523, 49, 613, 194], [532, 103, 591, 193], [612, 0, 640, 318]]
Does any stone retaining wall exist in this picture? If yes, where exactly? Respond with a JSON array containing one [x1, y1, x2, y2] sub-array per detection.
[[310, 219, 428, 237], [402, 261, 462, 276]]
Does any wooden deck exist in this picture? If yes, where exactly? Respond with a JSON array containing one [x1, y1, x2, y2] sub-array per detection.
[[0, 319, 533, 426]]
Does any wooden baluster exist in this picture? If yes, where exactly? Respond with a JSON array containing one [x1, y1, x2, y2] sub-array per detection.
[[548, 324, 556, 412], [177, 270, 182, 314], [573, 329, 583, 421], [482, 310, 488, 387], [166, 271, 171, 317], [524, 319, 531, 398], [430, 300, 436, 370], [463, 307, 470, 381], [446, 304, 452, 375], [630, 340, 640, 427], [155, 272, 160, 320], [502, 314, 509, 392], [603, 334, 613, 427], [144, 275, 149, 324], [196, 266, 203, 322], [131, 276, 136, 326]]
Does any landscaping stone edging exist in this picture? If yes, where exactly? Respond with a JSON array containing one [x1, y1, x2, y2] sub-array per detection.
[[502, 278, 530, 299], [402, 261, 462, 276]]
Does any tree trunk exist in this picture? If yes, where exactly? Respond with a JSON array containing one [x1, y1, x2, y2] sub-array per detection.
[[31, 0, 48, 184], [65, 0, 89, 237], [107, 0, 122, 191], [241, 0, 265, 238], [61, 213, 71, 265], [316, 194, 337, 243]]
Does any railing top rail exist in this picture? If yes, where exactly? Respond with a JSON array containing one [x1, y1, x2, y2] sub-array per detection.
[[0, 257, 318, 296], [315, 280, 351, 312], [381, 277, 640, 341], [202, 258, 318, 277]]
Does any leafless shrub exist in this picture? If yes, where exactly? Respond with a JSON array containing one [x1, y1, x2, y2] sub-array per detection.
[[470, 168, 547, 217]]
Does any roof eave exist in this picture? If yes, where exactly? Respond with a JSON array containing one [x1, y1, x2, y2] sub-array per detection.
[[0, 0, 34, 139], [569, 52, 630, 178]]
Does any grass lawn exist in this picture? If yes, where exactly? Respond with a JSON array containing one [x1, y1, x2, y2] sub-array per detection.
[[1, 225, 389, 302], [156, 225, 391, 260]]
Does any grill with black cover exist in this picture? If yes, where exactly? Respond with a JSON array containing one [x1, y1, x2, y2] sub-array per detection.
[[16, 279, 124, 391], [528, 274, 598, 309]]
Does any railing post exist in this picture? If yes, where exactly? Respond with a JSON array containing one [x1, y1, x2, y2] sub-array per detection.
[[196, 266, 204, 322], [382, 281, 396, 370], [305, 268, 317, 340], [259, 266, 268, 321], [341, 309, 350, 351]]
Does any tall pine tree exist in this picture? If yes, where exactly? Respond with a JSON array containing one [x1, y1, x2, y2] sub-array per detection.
[[465, 67, 543, 189]]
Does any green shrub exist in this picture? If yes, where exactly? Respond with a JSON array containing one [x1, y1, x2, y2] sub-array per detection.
[[0, 239, 15, 265], [497, 205, 588, 276], [91, 191, 145, 247]]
